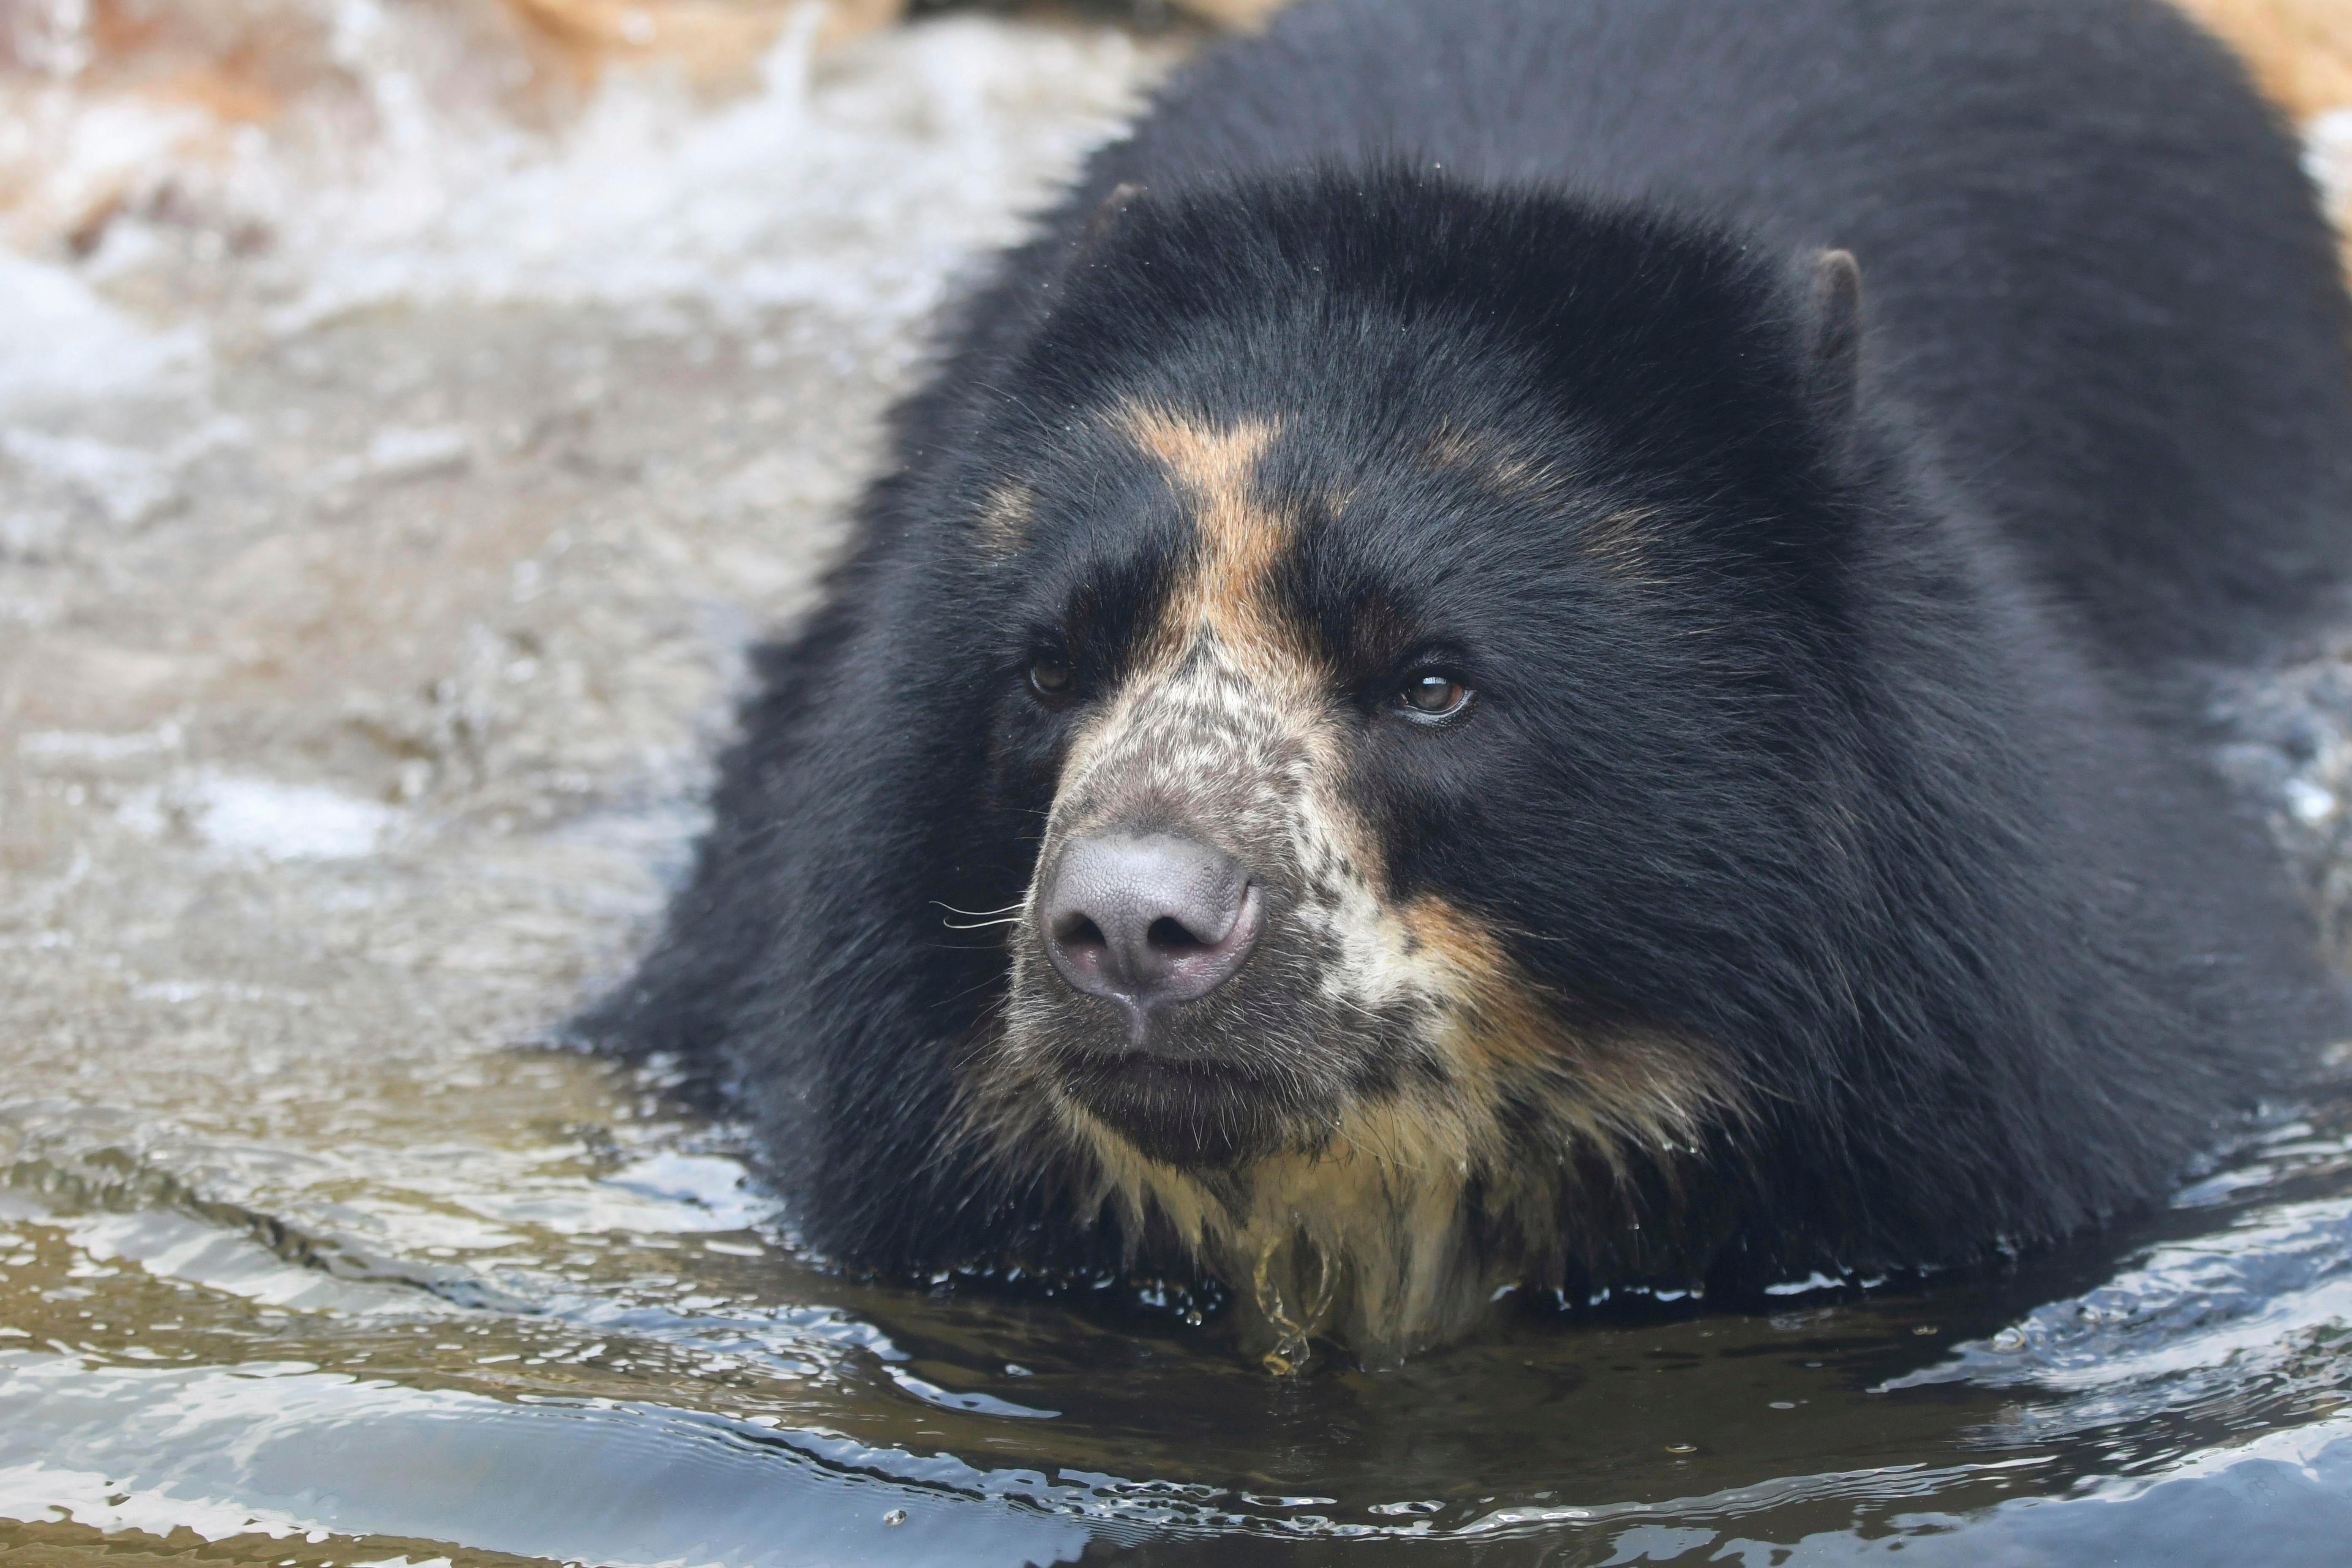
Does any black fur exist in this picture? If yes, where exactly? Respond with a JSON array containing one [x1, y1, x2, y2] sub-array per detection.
[[591, 0, 2352, 1304]]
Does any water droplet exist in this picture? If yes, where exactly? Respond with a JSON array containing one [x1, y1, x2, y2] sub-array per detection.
[[882, 1508, 907, 1527]]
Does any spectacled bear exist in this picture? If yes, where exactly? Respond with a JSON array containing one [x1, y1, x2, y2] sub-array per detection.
[[591, 0, 2352, 1361]]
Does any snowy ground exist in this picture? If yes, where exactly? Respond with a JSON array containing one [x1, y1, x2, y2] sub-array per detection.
[[0, 3, 1172, 1123]]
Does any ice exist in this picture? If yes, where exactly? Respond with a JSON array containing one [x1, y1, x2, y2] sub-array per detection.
[[364, 423, 470, 475], [181, 772, 401, 862], [0, 252, 202, 414], [15, 723, 183, 765], [0, 1, 1164, 385], [261, 15, 1152, 332], [0, 427, 177, 524]]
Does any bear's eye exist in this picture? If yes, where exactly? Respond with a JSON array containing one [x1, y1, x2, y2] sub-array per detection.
[[1397, 671, 1472, 721], [1027, 655, 1078, 705]]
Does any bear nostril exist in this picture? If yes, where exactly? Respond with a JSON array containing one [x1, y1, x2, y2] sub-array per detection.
[[1055, 914, 1108, 952], [1146, 915, 1207, 953]]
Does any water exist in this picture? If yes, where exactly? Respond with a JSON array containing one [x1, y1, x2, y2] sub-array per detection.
[[8, 1090, 2352, 1565], [8, 5, 2352, 1564]]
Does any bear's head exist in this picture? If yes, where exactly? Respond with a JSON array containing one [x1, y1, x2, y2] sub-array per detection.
[[941, 170, 1870, 1355]]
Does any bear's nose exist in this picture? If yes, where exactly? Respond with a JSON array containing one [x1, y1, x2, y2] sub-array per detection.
[[1039, 832, 1263, 1024]]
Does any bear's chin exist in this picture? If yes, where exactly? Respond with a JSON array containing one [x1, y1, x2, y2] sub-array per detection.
[[1049, 1049, 1309, 1171]]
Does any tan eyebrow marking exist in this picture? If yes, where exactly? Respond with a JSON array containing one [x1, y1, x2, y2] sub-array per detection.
[[1422, 423, 1666, 580], [1420, 422, 1566, 503], [1114, 400, 1298, 669], [973, 482, 1036, 557], [1576, 506, 1664, 581]]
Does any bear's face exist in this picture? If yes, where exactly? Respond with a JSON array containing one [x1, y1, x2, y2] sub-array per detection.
[[934, 191, 1852, 1348], [951, 371, 1778, 1344], [977, 393, 1739, 1165]]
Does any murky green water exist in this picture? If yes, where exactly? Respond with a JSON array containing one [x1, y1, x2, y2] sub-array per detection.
[[10, 5, 2352, 1563]]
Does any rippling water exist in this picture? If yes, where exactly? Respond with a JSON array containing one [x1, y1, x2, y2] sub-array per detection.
[[9, 4, 2352, 1563], [9, 1075, 2352, 1564]]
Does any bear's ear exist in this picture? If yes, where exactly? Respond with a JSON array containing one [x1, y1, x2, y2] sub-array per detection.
[[1802, 248, 1863, 444]]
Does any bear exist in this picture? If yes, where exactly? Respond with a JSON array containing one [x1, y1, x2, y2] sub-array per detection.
[[590, 0, 2352, 1362]]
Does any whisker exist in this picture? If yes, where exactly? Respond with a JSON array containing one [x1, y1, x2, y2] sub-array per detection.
[[932, 900, 1027, 918], [942, 915, 1026, 930]]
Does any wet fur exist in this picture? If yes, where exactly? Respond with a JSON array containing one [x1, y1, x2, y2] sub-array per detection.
[[591, 0, 2352, 1356]]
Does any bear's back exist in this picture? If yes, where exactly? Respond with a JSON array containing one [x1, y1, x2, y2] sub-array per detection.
[[1040, 0, 2352, 667]]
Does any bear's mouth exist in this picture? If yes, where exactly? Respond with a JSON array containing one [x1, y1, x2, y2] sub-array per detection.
[[1045, 1046, 1310, 1169]]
